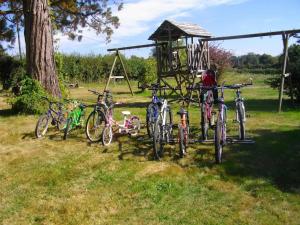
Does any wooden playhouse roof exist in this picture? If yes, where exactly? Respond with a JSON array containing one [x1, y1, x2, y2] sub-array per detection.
[[148, 20, 212, 41]]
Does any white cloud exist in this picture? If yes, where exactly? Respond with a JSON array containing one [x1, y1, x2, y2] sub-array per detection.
[[55, 0, 248, 53], [112, 0, 248, 39]]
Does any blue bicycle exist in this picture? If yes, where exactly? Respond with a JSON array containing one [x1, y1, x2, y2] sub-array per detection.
[[139, 83, 171, 138], [35, 97, 68, 138]]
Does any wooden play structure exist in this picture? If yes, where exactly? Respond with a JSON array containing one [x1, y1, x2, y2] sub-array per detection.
[[106, 20, 300, 112]]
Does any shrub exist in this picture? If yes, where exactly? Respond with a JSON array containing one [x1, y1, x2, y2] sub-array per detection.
[[9, 76, 49, 114], [266, 44, 300, 102], [0, 54, 24, 90], [209, 44, 233, 81]]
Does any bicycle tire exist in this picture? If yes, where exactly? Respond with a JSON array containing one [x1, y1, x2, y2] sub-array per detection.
[[153, 119, 163, 160], [56, 115, 67, 131], [165, 106, 173, 141], [35, 114, 49, 138], [237, 102, 246, 140], [86, 110, 105, 142], [179, 126, 186, 158], [214, 120, 223, 164], [146, 103, 158, 137], [201, 105, 209, 140], [102, 126, 113, 146], [63, 117, 73, 140]]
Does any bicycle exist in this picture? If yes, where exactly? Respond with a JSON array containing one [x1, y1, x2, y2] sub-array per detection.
[[101, 100, 140, 146], [85, 89, 111, 142], [177, 98, 190, 158], [231, 81, 253, 140], [35, 97, 67, 138], [152, 94, 173, 160], [63, 100, 87, 140], [138, 83, 169, 138], [214, 83, 227, 164], [187, 84, 216, 141], [214, 81, 252, 163]]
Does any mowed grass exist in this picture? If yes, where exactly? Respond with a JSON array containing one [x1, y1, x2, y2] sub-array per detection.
[[0, 72, 300, 225]]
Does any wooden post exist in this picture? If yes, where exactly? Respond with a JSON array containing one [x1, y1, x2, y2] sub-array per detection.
[[104, 53, 118, 91], [168, 24, 172, 73], [278, 33, 289, 112], [117, 51, 134, 96]]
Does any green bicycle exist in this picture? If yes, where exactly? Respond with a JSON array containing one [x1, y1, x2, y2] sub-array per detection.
[[63, 101, 87, 140]]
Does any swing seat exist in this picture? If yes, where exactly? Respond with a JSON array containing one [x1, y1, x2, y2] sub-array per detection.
[[121, 111, 131, 116], [110, 76, 124, 79]]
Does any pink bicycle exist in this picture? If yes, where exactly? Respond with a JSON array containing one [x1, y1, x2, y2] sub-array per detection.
[[102, 103, 141, 146]]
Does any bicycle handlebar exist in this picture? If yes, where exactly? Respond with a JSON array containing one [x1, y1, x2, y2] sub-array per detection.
[[88, 89, 103, 96]]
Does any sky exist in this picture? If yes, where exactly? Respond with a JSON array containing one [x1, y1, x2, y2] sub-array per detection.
[[9, 0, 300, 57]]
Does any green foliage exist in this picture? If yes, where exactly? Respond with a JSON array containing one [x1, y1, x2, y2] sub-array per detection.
[[0, 53, 24, 90], [57, 53, 157, 85], [231, 53, 279, 71], [266, 44, 300, 102], [127, 56, 157, 86], [9, 76, 48, 114]]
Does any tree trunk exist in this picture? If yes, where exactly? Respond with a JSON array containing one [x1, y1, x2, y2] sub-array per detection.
[[23, 0, 61, 97]]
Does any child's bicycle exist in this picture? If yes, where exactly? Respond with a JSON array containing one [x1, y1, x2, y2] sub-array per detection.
[[63, 100, 87, 140], [35, 97, 68, 138], [102, 99, 140, 146]]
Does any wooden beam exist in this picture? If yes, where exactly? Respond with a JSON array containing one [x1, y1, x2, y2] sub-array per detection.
[[278, 33, 289, 112], [202, 29, 300, 42], [107, 43, 166, 52]]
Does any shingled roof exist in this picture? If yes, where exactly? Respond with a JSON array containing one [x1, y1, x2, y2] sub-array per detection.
[[149, 20, 212, 41]]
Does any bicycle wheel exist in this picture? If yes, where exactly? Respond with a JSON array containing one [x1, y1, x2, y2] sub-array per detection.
[[35, 114, 49, 138], [237, 102, 246, 140], [129, 117, 140, 136], [102, 126, 113, 146], [146, 103, 158, 137], [153, 119, 163, 160], [86, 110, 105, 142], [178, 126, 186, 158], [201, 105, 209, 140], [165, 106, 173, 141], [214, 120, 223, 164], [56, 114, 67, 131], [63, 117, 73, 140]]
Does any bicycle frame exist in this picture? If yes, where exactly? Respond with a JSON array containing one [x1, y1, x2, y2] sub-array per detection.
[[45, 99, 65, 125], [234, 88, 245, 123], [216, 85, 228, 145]]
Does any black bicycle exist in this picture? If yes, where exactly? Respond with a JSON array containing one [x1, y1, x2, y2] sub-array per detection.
[[35, 97, 68, 138], [85, 90, 112, 142]]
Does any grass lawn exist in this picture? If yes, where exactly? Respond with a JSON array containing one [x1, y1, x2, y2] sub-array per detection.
[[0, 72, 300, 225]]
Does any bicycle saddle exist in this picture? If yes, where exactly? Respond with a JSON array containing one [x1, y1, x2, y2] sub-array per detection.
[[177, 108, 188, 115], [121, 111, 131, 116]]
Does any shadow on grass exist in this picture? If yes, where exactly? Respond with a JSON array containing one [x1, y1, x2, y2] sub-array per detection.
[[223, 128, 300, 192], [0, 108, 18, 117], [225, 98, 299, 112], [117, 134, 153, 161]]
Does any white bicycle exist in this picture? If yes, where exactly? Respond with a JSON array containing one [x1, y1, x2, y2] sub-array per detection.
[[152, 98, 173, 160]]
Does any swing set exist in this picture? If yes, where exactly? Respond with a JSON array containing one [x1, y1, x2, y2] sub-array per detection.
[[104, 20, 300, 112]]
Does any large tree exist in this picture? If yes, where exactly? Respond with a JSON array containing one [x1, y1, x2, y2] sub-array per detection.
[[0, 0, 122, 97]]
